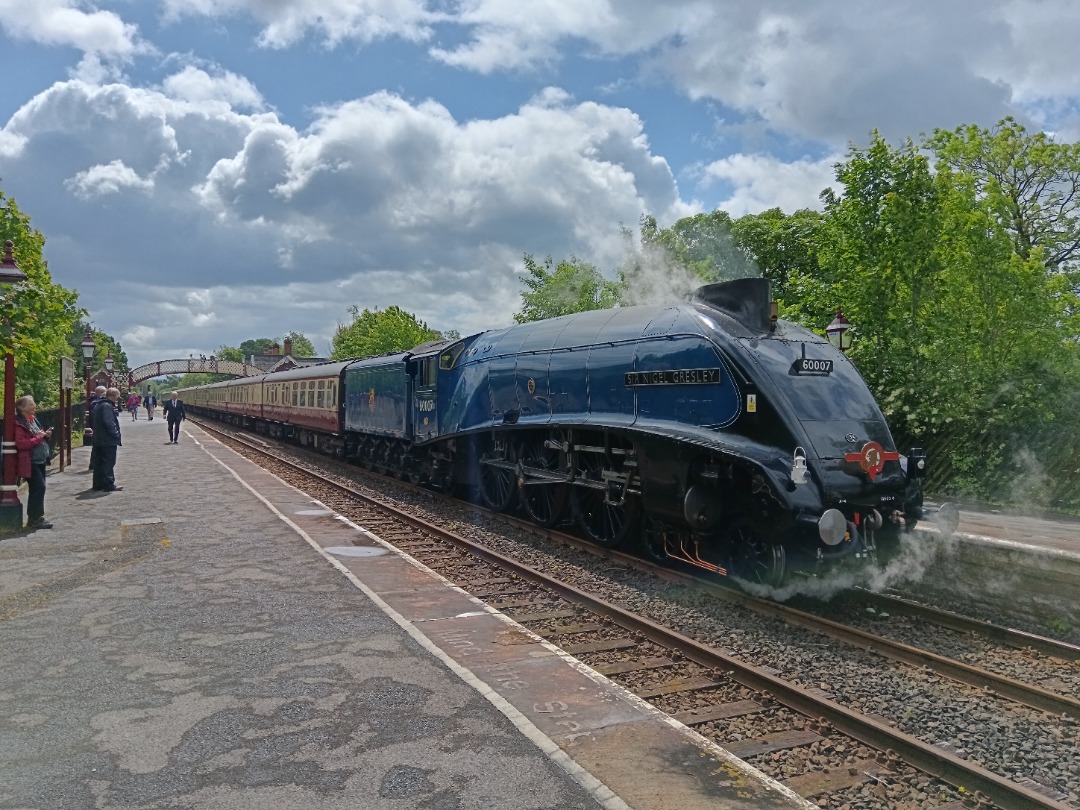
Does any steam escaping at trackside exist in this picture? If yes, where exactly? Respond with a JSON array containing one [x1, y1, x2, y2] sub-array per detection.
[[738, 526, 961, 602]]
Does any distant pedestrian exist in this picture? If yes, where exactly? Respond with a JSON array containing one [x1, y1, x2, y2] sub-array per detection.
[[144, 392, 157, 421], [87, 385, 107, 472], [126, 393, 139, 420], [162, 391, 185, 444], [14, 395, 54, 529], [92, 387, 123, 492]]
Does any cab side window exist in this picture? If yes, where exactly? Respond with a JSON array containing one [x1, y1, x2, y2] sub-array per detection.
[[419, 358, 437, 388]]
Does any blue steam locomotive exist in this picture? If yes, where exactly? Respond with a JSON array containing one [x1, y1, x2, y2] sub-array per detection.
[[183, 278, 925, 586]]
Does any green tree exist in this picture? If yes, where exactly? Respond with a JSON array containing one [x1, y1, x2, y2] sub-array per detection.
[[215, 345, 244, 363], [284, 331, 316, 357], [331, 305, 442, 359], [238, 338, 277, 358], [730, 207, 825, 308], [927, 117, 1080, 278], [514, 254, 619, 323], [650, 211, 756, 281], [1, 192, 84, 408], [816, 131, 1080, 508], [815, 133, 946, 410]]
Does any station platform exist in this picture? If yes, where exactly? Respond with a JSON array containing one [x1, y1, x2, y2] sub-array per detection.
[[0, 416, 808, 810]]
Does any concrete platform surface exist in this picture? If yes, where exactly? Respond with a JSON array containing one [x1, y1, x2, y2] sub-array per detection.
[[0, 416, 808, 810]]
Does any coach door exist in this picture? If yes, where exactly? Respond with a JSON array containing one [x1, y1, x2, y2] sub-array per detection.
[[413, 355, 439, 441]]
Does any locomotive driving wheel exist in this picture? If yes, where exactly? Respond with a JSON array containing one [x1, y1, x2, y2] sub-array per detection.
[[727, 521, 786, 588], [571, 446, 638, 548], [516, 435, 568, 527], [640, 515, 673, 563], [478, 440, 517, 512]]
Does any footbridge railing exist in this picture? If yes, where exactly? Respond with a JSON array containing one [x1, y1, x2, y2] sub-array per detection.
[[123, 358, 263, 387]]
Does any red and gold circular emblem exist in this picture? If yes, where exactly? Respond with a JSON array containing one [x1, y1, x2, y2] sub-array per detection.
[[844, 441, 900, 482]]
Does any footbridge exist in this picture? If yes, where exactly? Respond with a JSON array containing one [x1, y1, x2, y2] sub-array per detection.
[[122, 358, 263, 388]]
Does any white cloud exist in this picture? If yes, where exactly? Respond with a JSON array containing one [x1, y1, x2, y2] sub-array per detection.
[[65, 160, 155, 199], [1, 80, 687, 365], [162, 66, 265, 111], [429, 1, 1079, 144], [0, 0, 141, 56], [159, 0, 437, 48], [700, 153, 837, 216]]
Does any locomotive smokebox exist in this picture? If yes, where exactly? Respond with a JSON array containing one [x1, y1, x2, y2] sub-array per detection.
[[692, 277, 774, 333]]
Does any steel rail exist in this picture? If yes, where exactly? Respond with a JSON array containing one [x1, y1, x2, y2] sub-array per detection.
[[854, 588, 1080, 661], [198, 419, 1073, 810]]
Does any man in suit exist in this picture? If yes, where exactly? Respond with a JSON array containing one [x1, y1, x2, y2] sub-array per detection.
[[91, 387, 123, 492], [162, 391, 185, 443]]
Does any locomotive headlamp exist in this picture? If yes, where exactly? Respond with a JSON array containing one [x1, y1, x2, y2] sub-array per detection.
[[905, 447, 927, 478], [826, 307, 853, 352], [790, 447, 808, 486]]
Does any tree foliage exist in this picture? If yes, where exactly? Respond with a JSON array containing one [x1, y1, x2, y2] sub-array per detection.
[[0, 192, 84, 408], [927, 117, 1080, 276], [514, 254, 619, 323], [730, 207, 824, 307], [331, 305, 442, 359], [284, 331, 316, 357]]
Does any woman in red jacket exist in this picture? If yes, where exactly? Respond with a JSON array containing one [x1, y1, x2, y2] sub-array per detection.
[[14, 395, 54, 530]]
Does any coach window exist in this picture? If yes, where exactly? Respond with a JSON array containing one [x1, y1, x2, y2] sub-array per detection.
[[317, 380, 325, 408], [292, 382, 298, 406]]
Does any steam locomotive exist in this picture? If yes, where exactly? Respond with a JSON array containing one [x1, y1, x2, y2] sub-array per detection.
[[182, 278, 926, 586]]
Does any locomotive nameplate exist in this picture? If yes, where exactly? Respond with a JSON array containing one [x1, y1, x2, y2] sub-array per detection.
[[624, 368, 722, 386], [791, 358, 833, 376]]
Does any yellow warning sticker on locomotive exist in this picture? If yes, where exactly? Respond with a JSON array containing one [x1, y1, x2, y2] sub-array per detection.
[[747, 394, 757, 413]]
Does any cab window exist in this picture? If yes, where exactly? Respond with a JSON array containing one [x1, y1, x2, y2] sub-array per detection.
[[419, 358, 437, 388]]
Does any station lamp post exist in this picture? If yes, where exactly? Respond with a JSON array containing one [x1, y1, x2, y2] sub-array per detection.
[[81, 331, 96, 446], [826, 307, 854, 353], [0, 240, 28, 533], [105, 352, 114, 388]]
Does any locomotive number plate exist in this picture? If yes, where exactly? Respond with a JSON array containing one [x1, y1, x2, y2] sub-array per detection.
[[624, 368, 722, 386], [791, 358, 833, 376]]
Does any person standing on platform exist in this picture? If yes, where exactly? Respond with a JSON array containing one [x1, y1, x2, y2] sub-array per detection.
[[126, 392, 139, 421], [144, 391, 157, 421], [92, 387, 123, 492], [87, 385, 107, 472], [162, 391, 185, 444], [14, 395, 54, 530]]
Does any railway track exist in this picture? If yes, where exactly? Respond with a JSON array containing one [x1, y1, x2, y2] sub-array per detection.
[[194, 418, 1078, 809]]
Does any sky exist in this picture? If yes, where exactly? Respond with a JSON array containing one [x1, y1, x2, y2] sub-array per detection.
[[2, 1, 1079, 369]]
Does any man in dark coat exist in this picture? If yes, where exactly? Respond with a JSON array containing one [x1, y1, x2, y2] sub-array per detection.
[[92, 387, 123, 492], [162, 390, 185, 444], [87, 385, 107, 471]]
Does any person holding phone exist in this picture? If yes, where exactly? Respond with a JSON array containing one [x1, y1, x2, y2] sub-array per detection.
[[14, 395, 54, 529]]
